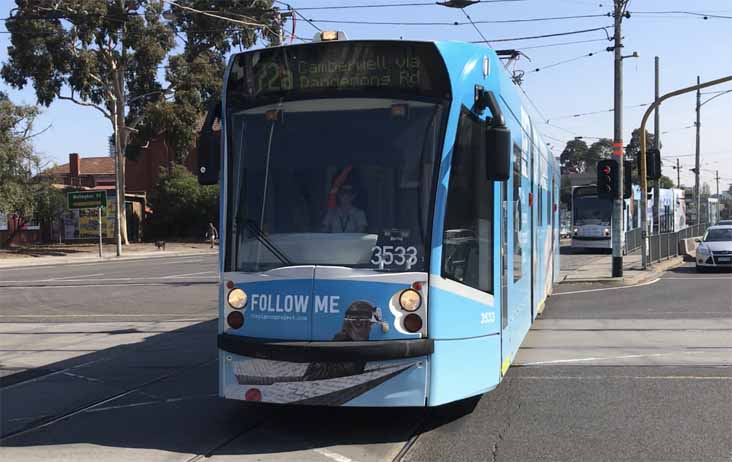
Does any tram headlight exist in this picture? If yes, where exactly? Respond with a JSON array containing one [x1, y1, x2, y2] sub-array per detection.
[[227, 288, 248, 309], [399, 289, 422, 312]]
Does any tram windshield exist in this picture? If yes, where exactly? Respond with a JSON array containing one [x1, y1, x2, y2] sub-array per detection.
[[573, 196, 612, 225], [227, 98, 445, 272]]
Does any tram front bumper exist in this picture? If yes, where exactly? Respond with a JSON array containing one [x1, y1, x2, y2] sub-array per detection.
[[218, 335, 433, 406]]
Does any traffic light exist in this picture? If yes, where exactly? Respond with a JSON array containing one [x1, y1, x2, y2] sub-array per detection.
[[597, 159, 619, 199], [646, 148, 662, 180], [624, 160, 632, 199]]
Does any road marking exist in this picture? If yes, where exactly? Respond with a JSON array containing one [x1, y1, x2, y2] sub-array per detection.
[[553, 277, 660, 296], [0, 314, 213, 318], [51, 273, 105, 280], [0, 282, 215, 289], [521, 350, 705, 365], [312, 448, 359, 462], [162, 271, 218, 278], [1, 275, 217, 283], [515, 375, 732, 380], [147, 258, 206, 265], [663, 277, 732, 280]]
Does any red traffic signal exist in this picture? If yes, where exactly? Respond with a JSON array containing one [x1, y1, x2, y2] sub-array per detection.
[[602, 165, 611, 175]]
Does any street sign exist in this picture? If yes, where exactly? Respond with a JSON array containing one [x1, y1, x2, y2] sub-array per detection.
[[68, 191, 106, 209]]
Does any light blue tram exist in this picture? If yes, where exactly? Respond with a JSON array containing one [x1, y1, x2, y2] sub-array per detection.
[[197, 35, 560, 407]]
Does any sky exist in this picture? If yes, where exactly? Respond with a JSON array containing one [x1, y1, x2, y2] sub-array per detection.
[[1, 0, 731, 192]]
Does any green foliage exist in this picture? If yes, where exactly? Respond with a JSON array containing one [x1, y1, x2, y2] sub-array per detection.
[[0, 93, 39, 220], [658, 175, 674, 189], [147, 164, 219, 238], [559, 139, 589, 173], [128, 0, 279, 162], [0, 94, 65, 244]]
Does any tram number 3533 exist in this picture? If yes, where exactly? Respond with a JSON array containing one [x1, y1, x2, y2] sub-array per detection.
[[371, 246, 419, 270]]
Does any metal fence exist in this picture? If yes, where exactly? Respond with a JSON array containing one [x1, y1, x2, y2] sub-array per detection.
[[625, 228, 642, 253], [647, 223, 708, 264], [624, 223, 708, 263]]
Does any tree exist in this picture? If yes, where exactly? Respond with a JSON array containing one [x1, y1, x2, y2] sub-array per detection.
[[586, 138, 613, 168], [559, 139, 589, 173], [0, 93, 64, 246], [658, 175, 674, 189], [147, 164, 218, 239], [2, 0, 279, 244], [0, 92, 38, 225], [625, 128, 657, 184]]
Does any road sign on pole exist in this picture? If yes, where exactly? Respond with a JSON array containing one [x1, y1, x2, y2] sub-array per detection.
[[67, 191, 106, 258], [67, 191, 106, 209]]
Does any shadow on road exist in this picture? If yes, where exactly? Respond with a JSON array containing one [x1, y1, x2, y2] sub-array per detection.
[[0, 319, 473, 458]]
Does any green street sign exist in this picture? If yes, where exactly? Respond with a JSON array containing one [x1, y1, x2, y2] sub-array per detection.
[[68, 191, 106, 209]]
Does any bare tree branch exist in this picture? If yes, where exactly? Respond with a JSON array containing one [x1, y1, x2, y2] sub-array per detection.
[[58, 93, 112, 120], [20, 123, 53, 141]]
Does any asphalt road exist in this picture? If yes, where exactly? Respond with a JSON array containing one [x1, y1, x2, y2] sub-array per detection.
[[1, 255, 730, 461]]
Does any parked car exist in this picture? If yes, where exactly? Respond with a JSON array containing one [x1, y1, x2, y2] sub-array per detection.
[[717, 219, 732, 226], [695, 224, 732, 272]]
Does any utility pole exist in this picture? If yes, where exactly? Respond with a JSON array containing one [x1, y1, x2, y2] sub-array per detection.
[[676, 158, 681, 188], [611, 0, 629, 277], [715, 170, 720, 197], [653, 56, 661, 235], [695, 75, 701, 224]]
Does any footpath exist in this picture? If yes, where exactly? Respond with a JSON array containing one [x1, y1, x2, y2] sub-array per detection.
[[0, 242, 217, 269], [559, 245, 684, 286]]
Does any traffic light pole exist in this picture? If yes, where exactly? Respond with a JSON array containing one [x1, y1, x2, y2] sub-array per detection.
[[611, 0, 625, 277], [639, 74, 732, 269]]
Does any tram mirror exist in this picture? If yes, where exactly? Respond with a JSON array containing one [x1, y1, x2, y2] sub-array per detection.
[[485, 125, 511, 181], [197, 102, 221, 185]]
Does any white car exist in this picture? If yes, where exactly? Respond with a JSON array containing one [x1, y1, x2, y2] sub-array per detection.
[[695, 225, 732, 272]]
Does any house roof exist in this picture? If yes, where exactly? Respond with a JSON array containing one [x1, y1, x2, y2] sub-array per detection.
[[46, 157, 115, 176]]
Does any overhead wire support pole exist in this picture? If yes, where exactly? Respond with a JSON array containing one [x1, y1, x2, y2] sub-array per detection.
[[695, 75, 701, 225], [611, 0, 628, 277], [639, 74, 732, 269], [653, 56, 661, 259]]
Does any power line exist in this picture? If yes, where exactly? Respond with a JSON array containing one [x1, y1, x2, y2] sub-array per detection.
[[630, 11, 732, 20], [287, 0, 524, 10], [519, 37, 609, 50], [300, 13, 609, 26], [528, 48, 608, 73], [547, 102, 649, 122], [461, 7, 491, 46], [471, 25, 613, 44], [273, 1, 322, 32]]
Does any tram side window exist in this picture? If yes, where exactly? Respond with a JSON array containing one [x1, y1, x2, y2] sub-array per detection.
[[442, 107, 493, 293], [513, 145, 523, 282]]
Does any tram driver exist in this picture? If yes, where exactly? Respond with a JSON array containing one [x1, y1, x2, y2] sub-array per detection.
[[321, 183, 368, 233]]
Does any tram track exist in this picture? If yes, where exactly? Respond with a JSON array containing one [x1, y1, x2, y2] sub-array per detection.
[[0, 358, 215, 442]]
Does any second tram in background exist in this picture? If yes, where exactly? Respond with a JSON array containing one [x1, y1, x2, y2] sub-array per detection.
[[571, 184, 688, 252]]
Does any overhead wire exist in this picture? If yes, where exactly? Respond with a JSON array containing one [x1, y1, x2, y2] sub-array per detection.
[[547, 102, 650, 122], [460, 7, 492, 47], [286, 0, 524, 11], [471, 25, 613, 43], [301, 13, 609, 26], [528, 48, 608, 73]]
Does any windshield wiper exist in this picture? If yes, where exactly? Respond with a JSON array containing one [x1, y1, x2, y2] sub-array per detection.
[[242, 219, 292, 265]]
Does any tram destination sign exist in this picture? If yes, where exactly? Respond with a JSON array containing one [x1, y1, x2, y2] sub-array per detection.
[[229, 42, 451, 105], [68, 191, 106, 209]]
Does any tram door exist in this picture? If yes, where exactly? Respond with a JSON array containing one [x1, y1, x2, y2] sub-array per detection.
[[500, 182, 509, 360], [530, 142, 536, 319]]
